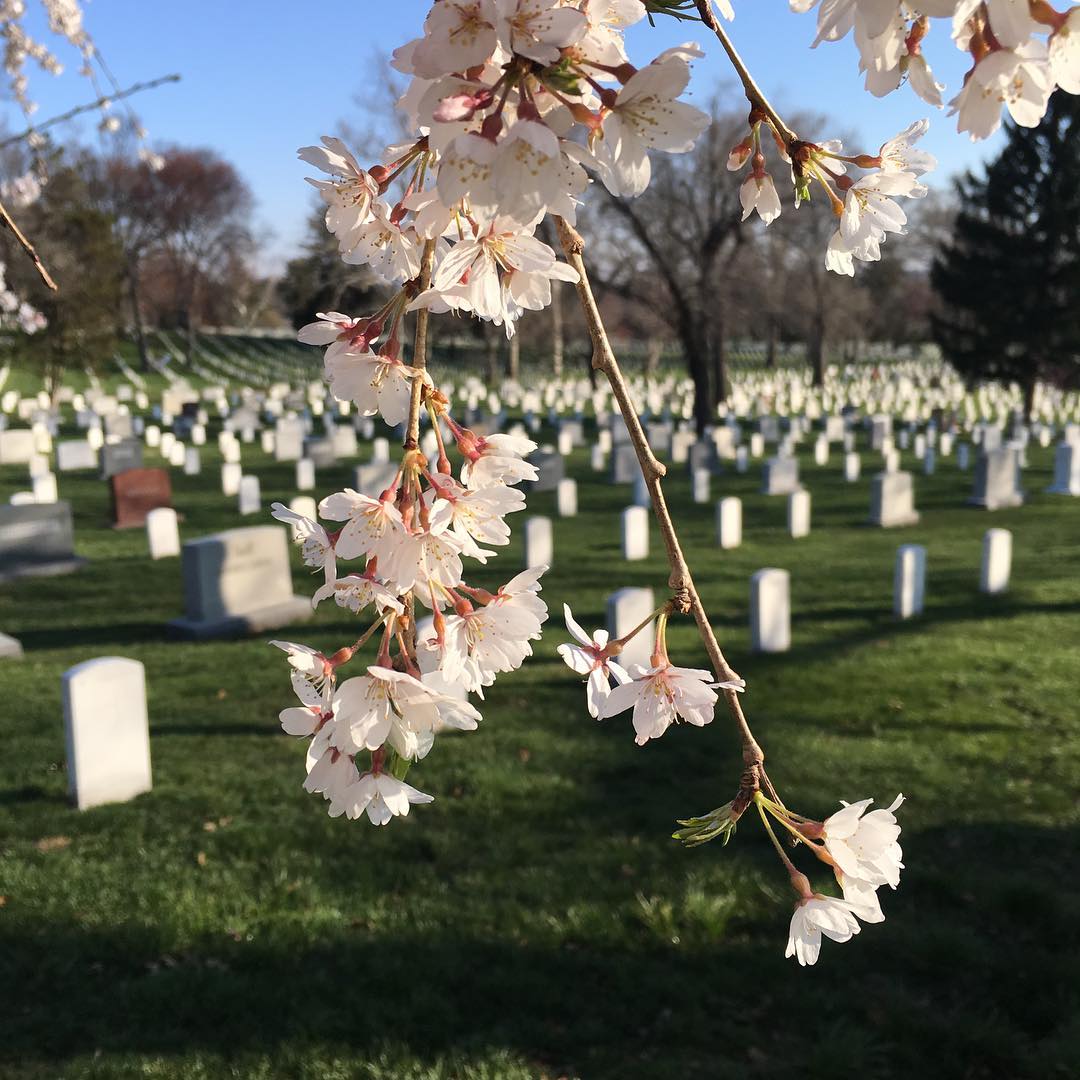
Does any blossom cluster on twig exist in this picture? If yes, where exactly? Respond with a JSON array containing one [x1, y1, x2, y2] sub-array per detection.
[[278, 0, 1077, 963]]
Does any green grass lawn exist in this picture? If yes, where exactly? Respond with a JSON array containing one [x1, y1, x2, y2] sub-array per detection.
[[1, 403, 1078, 1079]]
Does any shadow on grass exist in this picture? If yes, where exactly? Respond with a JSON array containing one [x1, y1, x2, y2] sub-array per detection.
[[3, 823, 1077, 1079]]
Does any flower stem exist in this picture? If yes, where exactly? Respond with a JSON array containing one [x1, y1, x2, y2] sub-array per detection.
[[555, 216, 765, 802], [692, 1, 798, 147]]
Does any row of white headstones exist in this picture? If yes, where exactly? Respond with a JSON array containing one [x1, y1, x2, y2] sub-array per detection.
[[58, 523, 1012, 813]]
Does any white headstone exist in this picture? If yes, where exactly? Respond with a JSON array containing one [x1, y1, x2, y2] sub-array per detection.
[[1047, 443, 1080, 495], [923, 447, 936, 475], [62, 657, 151, 810], [371, 437, 390, 463], [556, 477, 578, 517], [957, 443, 970, 470], [632, 469, 650, 508], [787, 490, 811, 539], [750, 569, 790, 653], [843, 452, 861, 482], [221, 462, 242, 497], [716, 496, 742, 550], [894, 544, 926, 619], [296, 458, 316, 491], [980, 528, 1012, 595], [761, 457, 800, 496], [606, 586, 655, 669], [692, 467, 710, 504], [621, 505, 649, 561], [735, 445, 749, 473], [146, 506, 180, 559], [813, 436, 828, 466], [238, 475, 261, 515], [169, 525, 313, 638], [184, 447, 201, 476], [523, 516, 553, 568], [970, 448, 1023, 510], [590, 445, 606, 472], [32, 472, 57, 504], [56, 440, 96, 472], [870, 472, 919, 527]]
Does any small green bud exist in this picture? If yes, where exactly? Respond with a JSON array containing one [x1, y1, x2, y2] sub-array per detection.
[[673, 801, 738, 848]]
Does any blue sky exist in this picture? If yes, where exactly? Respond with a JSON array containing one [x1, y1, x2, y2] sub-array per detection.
[[1, 1, 1001, 269]]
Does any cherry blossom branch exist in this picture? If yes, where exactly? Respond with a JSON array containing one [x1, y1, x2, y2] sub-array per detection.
[[404, 238, 437, 451], [0, 198, 57, 291], [555, 216, 766, 807], [693, 0, 797, 147], [0, 73, 181, 151]]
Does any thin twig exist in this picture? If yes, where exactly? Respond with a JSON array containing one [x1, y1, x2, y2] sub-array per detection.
[[693, 1, 797, 146], [555, 217, 764, 800], [0, 74, 181, 150], [0, 199, 57, 291], [404, 239, 437, 450]]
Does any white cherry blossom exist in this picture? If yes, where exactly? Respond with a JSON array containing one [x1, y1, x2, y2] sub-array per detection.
[[557, 604, 631, 718], [323, 348, 416, 427], [324, 574, 405, 617], [270, 501, 337, 607], [457, 429, 539, 488], [1050, 9, 1080, 95], [822, 794, 905, 889], [319, 489, 405, 564], [949, 43, 1054, 140], [785, 895, 862, 966], [298, 137, 378, 249], [340, 202, 424, 285], [591, 51, 711, 197], [739, 172, 782, 224], [496, 0, 588, 65], [598, 662, 744, 745], [411, 0, 500, 79], [343, 771, 435, 825]]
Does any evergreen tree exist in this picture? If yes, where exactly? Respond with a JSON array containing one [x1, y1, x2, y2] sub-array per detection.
[[932, 92, 1080, 419], [277, 207, 384, 329]]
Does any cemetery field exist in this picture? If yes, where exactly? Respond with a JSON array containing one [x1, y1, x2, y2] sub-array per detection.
[[2, 424, 1079, 1079]]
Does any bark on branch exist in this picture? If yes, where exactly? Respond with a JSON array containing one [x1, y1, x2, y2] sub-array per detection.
[[555, 216, 766, 793]]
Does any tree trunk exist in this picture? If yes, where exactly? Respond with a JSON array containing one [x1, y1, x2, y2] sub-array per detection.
[[680, 323, 712, 436], [646, 337, 662, 376], [709, 329, 728, 411], [485, 330, 499, 384], [506, 333, 520, 380], [128, 262, 149, 371], [809, 310, 826, 388], [1023, 369, 1037, 422], [551, 279, 563, 378], [765, 317, 778, 369]]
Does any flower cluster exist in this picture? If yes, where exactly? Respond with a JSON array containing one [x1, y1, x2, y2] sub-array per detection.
[[274, 311, 549, 823], [791, 0, 1080, 140], [559, 603, 745, 743], [728, 113, 937, 276], [676, 792, 905, 966], [298, 0, 720, 338]]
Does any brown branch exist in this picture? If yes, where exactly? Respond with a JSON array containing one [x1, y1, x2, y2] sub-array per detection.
[[404, 238, 437, 450], [693, 1, 798, 147], [0, 73, 182, 151], [555, 216, 765, 799], [0, 199, 57, 291]]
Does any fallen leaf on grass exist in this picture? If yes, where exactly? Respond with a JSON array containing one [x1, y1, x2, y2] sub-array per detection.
[[35, 836, 71, 853], [196, 851, 207, 867]]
